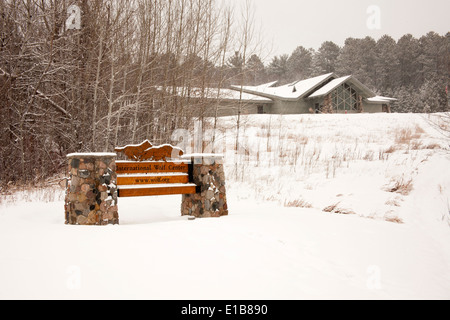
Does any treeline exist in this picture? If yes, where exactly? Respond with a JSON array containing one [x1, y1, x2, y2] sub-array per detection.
[[239, 32, 449, 113], [0, 0, 256, 185], [0, 0, 448, 186]]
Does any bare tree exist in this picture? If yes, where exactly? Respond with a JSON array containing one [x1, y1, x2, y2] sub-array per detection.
[[0, 0, 249, 186]]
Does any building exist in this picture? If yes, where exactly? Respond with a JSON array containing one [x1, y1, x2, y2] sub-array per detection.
[[228, 73, 396, 116], [166, 73, 397, 117]]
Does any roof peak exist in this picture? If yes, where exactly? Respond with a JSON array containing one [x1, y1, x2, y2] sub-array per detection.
[[230, 73, 336, 101]]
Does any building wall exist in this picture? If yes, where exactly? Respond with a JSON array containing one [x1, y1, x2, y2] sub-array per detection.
[[201, 99, 385, 117], [269, 100, 311, 114], [363, 103, 383, 113], [208, 101, 273, 117]]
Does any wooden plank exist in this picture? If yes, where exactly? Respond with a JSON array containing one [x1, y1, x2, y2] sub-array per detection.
[[117, 174, 189, 186], [117, 184, 197, 198], [116, 161, 189, 174]]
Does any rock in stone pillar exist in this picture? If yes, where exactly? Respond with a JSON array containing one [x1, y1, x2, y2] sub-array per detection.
[[65, 153, 119, 225], [322, 93, 333, 114], [181, 155, 228, 218]]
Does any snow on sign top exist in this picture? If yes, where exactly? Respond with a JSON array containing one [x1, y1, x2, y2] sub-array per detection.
[[67, 153, 117, 158]]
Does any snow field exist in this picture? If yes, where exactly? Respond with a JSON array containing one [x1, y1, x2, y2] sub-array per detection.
[[0, 113, 449, 300], [216, 114, 449, 224]]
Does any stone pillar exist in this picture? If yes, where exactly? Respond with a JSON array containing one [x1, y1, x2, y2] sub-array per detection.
[[65, 153, 119, 225], [322, 93, 334, 114], [181, 155, 228, 218]]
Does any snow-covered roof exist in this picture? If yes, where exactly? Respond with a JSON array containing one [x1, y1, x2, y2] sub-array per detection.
[[308, 76, 352, 98], [158, 74, 395, 105], [209, 88, 272, 103], [158, 86, 272, 103], [366, 96, 398, 103], [307, 75, 378, 99], [230, 73, 335, 101]]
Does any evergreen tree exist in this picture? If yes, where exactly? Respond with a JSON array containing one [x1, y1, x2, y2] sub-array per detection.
[[397, 34, 422, 88], [419, 32, 447, 81], [420, 75, 449, 113], [375, 35, 399, 91], [336, 38, 360, 76], [287, 46, 313, 81], [267, 54, 290, 84], [246, 54, 266, 85], [226, 51, 244, 83], [312, 41, 340, 75], [358, 37, 378, 89]]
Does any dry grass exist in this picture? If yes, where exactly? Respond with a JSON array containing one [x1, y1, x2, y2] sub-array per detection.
[[414, 124, 426, 135], [323, 202, 356, 215], [384, 212, 404, 224], [284, 199, 313, 208], [395, 125, 424, 145], [410, 141, 424, 150], [385, 198, 402, 207], [323, 203, 340, 212], [395, 128, 414, 144], [387, 177, 414, 196], [386, 124, 439, 153], [424, 143, 441, 150], [0, 185, 65, 206], [384, 145, 399, 154]]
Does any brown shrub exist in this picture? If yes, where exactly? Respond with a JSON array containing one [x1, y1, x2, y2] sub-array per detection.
[[387, 177, 414, 196], [323, 202, 356, 215], [285, 199, 313, 208]]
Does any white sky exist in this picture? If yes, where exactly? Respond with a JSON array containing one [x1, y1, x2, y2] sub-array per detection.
[[225, 0, 450, 60]]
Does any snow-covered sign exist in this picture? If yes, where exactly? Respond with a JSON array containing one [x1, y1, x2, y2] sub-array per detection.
[[66, 5, 81, 31], [115, 141, 196, 197], [115, 140, 184, 162]]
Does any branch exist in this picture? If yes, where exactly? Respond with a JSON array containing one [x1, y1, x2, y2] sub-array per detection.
[[1, 64, 71, 118], [33, 87, 71, 118]]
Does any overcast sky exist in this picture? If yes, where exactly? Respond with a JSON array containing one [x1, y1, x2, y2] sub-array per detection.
[[226, 0, 450, 60]]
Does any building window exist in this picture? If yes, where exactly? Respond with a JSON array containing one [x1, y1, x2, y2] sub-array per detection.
[[257, 105, 264, 114], [332, 84, 360, 112]]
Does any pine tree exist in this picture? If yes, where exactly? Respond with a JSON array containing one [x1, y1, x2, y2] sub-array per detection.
[[336, 38, 360, 76], [286, 46, 313, 81], [246, 54, 266, 85], [312, 41, 340, 75], [375, 35, 399, 91], [267, 54, 290, 84], [397, 34, 422, 88]]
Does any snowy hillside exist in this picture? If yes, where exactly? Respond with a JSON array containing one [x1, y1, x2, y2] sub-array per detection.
[[1, 113, 450, 300]]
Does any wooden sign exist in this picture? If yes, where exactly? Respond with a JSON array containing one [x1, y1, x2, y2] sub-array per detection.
[[115, 141, 195, 198], [117, 184, 197, 198], [115, 141, 184, 162], [140, 144, 184, 162], [115, 140, 153, 161], [117, 174, 189, 186], [116, 161, 189, 174]]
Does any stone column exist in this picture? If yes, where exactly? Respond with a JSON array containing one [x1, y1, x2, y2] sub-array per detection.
[[181, 155, 228, 218], [322, 93, 334, 114], [65, 153, 119, 225]]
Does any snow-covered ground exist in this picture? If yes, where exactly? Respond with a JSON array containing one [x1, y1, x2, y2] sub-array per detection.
[[1, 113, 449, 300]]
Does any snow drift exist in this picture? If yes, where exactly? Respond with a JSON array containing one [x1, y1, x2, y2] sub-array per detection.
[[1, 113, 449, 300]]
